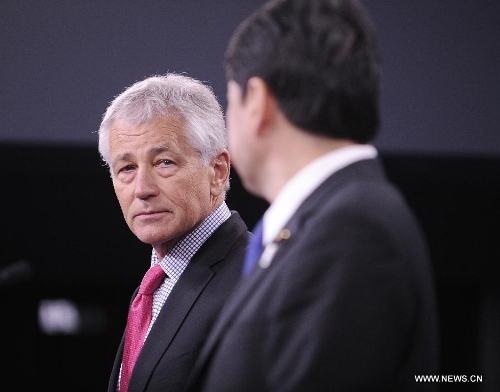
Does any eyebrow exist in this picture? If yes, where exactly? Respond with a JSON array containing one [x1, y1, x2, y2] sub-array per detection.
[[111, 146, 171, 168], [149, 145, 170, 156], [112, 152, 133, 169]]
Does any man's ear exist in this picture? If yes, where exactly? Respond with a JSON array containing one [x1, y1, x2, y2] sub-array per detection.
[[210, 149, 231, 196], [245, 77, 277, 136]]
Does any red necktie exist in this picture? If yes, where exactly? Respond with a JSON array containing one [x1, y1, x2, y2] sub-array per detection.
[[120, 265, 166, 392]]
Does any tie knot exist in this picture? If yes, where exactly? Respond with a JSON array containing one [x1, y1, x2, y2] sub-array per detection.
[[138, 265, 166, 295]]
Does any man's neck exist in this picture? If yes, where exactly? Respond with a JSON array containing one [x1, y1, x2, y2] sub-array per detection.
[[261, 129, 357, 203]]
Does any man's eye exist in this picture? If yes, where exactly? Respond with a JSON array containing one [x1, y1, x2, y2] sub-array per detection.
[[122, 165, 134, 172], [158, 159, 173, 166]]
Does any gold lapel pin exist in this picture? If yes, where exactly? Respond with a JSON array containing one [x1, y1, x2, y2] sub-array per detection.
[[259, 228, 292, 269], [275, 228, 291, 243]]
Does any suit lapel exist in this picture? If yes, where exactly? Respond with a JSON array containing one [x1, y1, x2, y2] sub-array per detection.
[[125, 212, 247, 392], [189, 158, 386, 383], [190, 214, 304, 384], [129, 261, 216, 391], [189, 260, 268, 374]]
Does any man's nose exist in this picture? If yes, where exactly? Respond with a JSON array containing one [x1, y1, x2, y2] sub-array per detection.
[[134, 167, 159, 199]]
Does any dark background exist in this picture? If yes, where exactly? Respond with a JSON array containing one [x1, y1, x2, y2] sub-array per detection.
[[1, 1, 499, 391]]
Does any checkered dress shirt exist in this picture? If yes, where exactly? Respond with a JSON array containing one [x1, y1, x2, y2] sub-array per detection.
[[118, 202, 231, 390], [146, 201, 231, 338]]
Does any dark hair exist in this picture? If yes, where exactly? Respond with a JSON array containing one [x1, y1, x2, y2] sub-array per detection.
[[225, 0, 382, 143]]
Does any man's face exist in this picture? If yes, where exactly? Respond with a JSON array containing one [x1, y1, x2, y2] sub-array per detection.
[[226, 80, 260, 195], [109, 116, 216, 259]]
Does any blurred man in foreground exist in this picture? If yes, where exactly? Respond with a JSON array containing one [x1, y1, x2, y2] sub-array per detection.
[[186, 0, 439, 391]]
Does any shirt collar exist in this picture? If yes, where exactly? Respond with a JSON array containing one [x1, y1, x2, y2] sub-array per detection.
[[151, 202, 231, 279]]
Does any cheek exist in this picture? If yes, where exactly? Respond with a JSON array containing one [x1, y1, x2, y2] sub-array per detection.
[[227, 121, 237, 144], [228, 134, 242, 168], [227, 124, 239, 150], [226, 109, 239, 144], [183, 176, 212, 212]]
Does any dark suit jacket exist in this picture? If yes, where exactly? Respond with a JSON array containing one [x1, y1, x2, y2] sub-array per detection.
[[108, 212, 250, 392], [186, 159, 440, 392]]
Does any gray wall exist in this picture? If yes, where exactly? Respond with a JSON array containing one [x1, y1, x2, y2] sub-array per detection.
[[1, 0, 499, 156]]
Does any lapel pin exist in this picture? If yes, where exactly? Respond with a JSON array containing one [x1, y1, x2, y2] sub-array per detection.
[[275, 228, 291, 243], [259, 228, 291, 269]]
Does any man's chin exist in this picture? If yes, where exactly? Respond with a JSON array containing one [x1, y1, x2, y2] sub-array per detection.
[[133, 228, 171, 248]]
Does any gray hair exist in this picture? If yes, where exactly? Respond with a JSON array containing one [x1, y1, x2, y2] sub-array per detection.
[[98, 73, 227, 167]]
